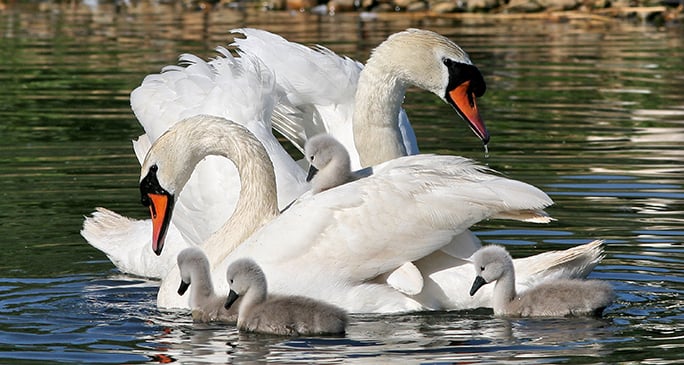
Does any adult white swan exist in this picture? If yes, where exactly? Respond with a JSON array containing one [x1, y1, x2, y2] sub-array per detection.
[[144, 115, 602, 312], [83, 28, 490, 278]]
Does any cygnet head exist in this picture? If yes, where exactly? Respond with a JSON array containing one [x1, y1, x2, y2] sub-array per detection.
[[469, 245, 514, 296], [224, 258, 267, 310], [304, 134, 354, 193], [176, 246, 210, 296]]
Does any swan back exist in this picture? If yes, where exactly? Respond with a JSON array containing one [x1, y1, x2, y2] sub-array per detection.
[[304, 134, 358, 193], [176, 247, 237, 322], [225, 258, 348, 336], [470, 245, 614, 317]]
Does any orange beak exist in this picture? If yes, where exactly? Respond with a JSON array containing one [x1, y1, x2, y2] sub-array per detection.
[[448, 81, 489, 144], [148, 193, 172, 256]]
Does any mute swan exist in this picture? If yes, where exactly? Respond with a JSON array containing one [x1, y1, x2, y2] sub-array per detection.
[[144, 115, 601, 313], [224, 258, 348, 336], [469, 245, 614, 317], [176, 247, 238, 323], [82, 28, 491, 278], [304, 134, 359, 193]]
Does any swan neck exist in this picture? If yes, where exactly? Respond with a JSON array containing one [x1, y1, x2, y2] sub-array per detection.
[[353, 62, 407, 167], [208, 160, 278, 264], [492, 269, 517, 313], [191, 265, 215, 307], [238, 282, 268, 322], [175, 120, 279, 264]]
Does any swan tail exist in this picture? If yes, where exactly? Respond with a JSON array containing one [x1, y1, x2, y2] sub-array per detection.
[[514, 240, 606, 290], [81, 208, 186, 279], [491, 209, 556, 223]]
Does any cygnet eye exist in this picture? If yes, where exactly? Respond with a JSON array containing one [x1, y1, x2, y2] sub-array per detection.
[[310, 155, 315, 161], [229, 279, 234, 284], [480, 266, 485, 271]]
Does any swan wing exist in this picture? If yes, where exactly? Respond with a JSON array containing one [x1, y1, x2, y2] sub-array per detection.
[[232, 28, 418, 168], [513, 239, 605, 292], [218, 155, 552, 296], [274, 155, 550, 277]]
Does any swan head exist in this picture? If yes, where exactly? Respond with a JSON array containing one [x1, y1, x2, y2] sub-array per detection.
[[469, 245, 514, 296], [140, 162, 175, 256], [371, 28, 488, 144], [139, 115, 223, 256], [224, 258, 267, 310], [140, 137, 184, 257], [176, 247, 209, 296]]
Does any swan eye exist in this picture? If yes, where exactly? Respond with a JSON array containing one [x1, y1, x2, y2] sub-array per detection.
[[443, 58, 453, 67], [150, 164, 158, 172]]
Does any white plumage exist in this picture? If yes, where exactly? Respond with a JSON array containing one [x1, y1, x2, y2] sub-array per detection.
[[145, 115, 599, 313]]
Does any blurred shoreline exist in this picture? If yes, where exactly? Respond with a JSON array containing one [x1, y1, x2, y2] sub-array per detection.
[[1, 0, 681, 27]]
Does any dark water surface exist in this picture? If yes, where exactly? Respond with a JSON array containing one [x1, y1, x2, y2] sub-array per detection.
[[1, 2, 682, 364]]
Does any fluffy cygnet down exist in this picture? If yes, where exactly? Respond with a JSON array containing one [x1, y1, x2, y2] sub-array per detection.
[[304, 134, 359, 194], [469, 245, 614, 317], [224, 258, 348, 336], [177, 247, 238, 323]]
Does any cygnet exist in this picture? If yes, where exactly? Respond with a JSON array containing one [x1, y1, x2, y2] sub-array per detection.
[[469, 245, 614, 317], [304, 134, 359, 193], [177, 247, 238, 323], [224, 258, 348, 336]]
